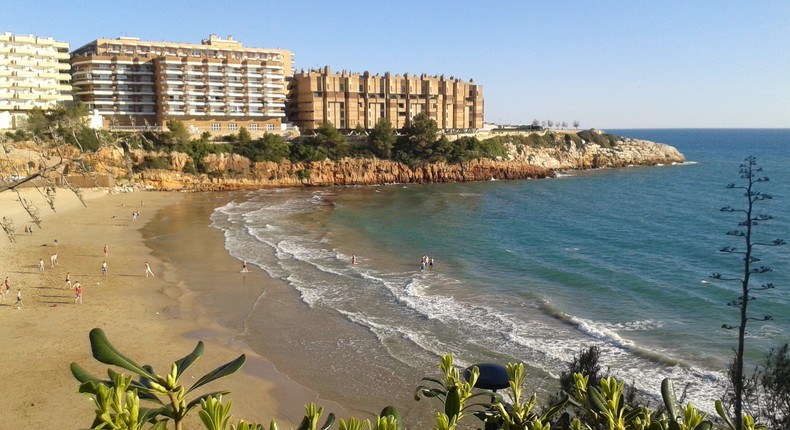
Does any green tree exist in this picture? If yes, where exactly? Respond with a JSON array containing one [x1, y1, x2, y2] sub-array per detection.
[[367, 118, 396, 159], [315, 122, 349, 160], [394, 113, 440, 164], [165, 120, 192, 147], [712, 156, 784, 430], [237, 126, 252, 143]]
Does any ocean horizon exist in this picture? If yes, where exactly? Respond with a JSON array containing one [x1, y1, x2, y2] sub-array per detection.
[[207, 128, 789, 418]]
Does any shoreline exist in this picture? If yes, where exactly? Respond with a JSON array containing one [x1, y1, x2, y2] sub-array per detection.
[[0, 188, 348, 428]]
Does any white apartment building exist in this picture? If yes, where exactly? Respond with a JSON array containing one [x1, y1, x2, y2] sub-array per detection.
[[70, 35, 292, 134], [0, 32, 72, 129]]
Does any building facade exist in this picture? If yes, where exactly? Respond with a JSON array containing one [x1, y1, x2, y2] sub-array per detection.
[[0, 32, 72, 129], [70, 35, 292, 134], [288, 66, 483, 132]]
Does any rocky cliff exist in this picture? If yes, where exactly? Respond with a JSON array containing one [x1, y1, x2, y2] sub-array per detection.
[[134, 158, 554, 191], [1, 130, 685, 191]]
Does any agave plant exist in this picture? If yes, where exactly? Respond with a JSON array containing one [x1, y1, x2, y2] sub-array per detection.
[[71, 328, 246, 430]]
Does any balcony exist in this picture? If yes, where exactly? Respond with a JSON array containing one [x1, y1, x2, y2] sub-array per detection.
[[14, 70, 37, 78], [12, 58, 38, 67], [38, 93, 61, 101], [14, 80, 38, 88]]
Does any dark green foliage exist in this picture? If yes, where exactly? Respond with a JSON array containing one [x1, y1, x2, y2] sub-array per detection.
[[237, 126, 252, 143], [164, 120, 192, 146], [175, 135, 230, 174], [232, 133, 290, 162], [290, 137, 330, 162], [394, 113, 442, 164], [560, 346, 604, 395], [74, 126, 102, 151], [743, 344, 790, 429], [295, 169, 311, 180], [5, 129, 30, 142], [577, 129, 619, 148], [182, 160, 197, 175], [305, 122, 349, 161], [22, 103, 103, 150], [139, 156, 169, 171], [367, 118, 397, 159]]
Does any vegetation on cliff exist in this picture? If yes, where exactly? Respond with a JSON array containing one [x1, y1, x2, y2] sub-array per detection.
[[1, 105, 685, 192]]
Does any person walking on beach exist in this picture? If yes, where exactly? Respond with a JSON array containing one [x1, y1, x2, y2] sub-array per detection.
[[15, 289, 23, 308], [64, 272, 71, 289], [241, 261, 250, 272], [104, 244, 108, 257], [4, 276, 10, 296], [145, 262, 154, 278], [101, 261, 108, 277], [351, 255, 357, 265], [38, 258, 45, 273], [74, 283, 83, 304]]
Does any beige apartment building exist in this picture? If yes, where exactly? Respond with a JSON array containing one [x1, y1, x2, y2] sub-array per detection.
[[70, 35, 292, 134], [0, 32, 72, 129], [288, 66, 483, 132]]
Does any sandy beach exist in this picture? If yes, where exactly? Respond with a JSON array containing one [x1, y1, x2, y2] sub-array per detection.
[[0, 187, 351, 428]]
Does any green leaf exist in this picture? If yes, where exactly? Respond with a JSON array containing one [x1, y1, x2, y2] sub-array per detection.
[[89, 328, 155, 379], [541, 392, 569, 421], [379, 406, 404, 430], [715, 400, 736, 430], [445, 386, 461, 419], [70, 362, 102, 385], [319, 412, 336, 430], [174, 341, 205, 378], [77, 381, 100, 396], [662, 378, 681, 422], [187, 354, 246, 394]]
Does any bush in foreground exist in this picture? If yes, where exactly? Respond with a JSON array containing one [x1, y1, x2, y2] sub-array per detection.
[[72, 328, 770, 430]]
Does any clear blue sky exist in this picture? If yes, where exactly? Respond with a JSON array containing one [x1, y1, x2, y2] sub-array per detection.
[[3, 0, 788, 129]]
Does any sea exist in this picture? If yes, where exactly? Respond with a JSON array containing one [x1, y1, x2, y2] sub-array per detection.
[[208, 129, 789, 416]]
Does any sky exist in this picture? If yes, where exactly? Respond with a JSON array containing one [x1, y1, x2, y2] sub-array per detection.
[[2, 0, 789, 129]]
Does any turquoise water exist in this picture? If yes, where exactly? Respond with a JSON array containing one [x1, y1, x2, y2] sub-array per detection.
[[210, 129, 789, 412]]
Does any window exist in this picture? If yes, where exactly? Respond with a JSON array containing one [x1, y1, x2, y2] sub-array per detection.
[[228, 123, 237, 131], [359, 84, 364, 92], [339, 83, 345, 92], [266, 124, 274, 131], [211, 123, 220, 131], [250, 123, 258, 131]]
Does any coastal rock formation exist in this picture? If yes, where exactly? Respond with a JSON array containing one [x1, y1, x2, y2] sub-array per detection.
[[1, 130, 685, 191], [136, 158, 554, 191], [501, 130, 685, 170]]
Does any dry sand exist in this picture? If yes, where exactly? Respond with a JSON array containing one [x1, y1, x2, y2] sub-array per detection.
[[0, 188, 347, 428]]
